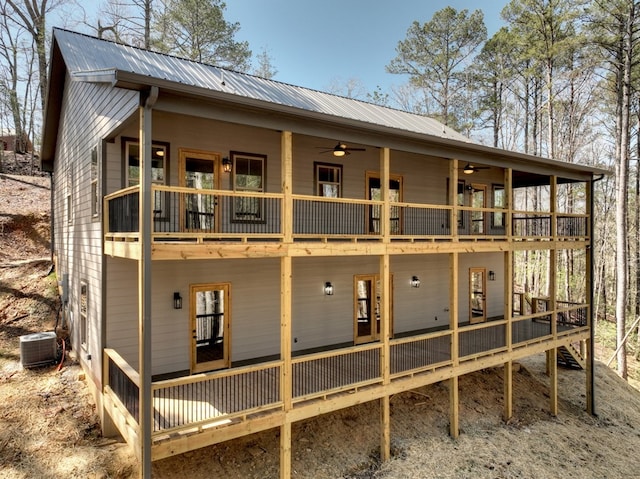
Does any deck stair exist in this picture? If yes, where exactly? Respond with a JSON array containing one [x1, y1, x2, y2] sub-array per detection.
[[557, 343, 584, 370]]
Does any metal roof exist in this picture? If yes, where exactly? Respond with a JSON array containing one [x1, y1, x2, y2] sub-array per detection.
[[52, 28, 471, 143], [42, 28, 608, 180]]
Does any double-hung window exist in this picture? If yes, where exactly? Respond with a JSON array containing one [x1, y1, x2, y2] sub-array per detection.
[[232, 151, 265, 222]]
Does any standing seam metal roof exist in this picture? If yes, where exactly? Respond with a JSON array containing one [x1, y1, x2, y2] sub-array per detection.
[[53, 28, 472, 144]]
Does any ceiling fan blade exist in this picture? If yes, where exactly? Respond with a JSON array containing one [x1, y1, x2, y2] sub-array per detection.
[[345, 147, 366, 151]]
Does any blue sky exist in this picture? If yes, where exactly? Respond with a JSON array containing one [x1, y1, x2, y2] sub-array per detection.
[[73, 1, 509, 95], [224, 0, 509, 93]]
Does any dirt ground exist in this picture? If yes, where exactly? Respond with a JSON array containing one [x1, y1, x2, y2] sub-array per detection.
[[2, 171, 640, 478]]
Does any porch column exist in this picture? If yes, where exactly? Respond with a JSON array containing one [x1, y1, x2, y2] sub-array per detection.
[[379, 252, 391, 461], [450, 159, 459, 241], [550, 176, 558, 339], [280, 131, 294, 479], [449, 252, 459, 438], [548, 348, 558, 416], [504, 248, 514, 422], [138, 86, 158, 479], [281, 131, 293, 243], [379, 147, 391, 461], [586, 178, 595, 415], [503, 361, 513, 422], [280, 254, 292, 479]]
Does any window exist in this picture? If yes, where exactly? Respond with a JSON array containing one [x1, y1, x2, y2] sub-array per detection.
[[232, 151, 265, 222], [123, 138, 170, 218], [90, 147, 99, 219], [79, 282, 88, 348], [315, 162, 342, 197], [492, 184, 505, 228], [66, 194, 72, 225]]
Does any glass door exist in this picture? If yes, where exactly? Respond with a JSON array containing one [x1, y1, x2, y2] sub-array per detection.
[[471, 184, 486, 234], [469, 268, 486, 324], [354, 274, 393, 344], [367, 173, 403, 235], [190, 283, 230, 373], [180, 149, 219, 232]]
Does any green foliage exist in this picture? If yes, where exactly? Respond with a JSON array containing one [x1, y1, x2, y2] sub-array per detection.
[[387, 6, 487, 128], [152, 0, 251, 71]]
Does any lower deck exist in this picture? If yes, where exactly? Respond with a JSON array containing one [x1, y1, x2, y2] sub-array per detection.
[[103, 314, 589, 461]]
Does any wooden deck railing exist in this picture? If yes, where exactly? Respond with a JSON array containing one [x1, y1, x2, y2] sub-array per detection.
[[103, 311, 589, 444], [105, 186, 589, 244], [151, 361, 283, 435], [104, 348, 140, 423]]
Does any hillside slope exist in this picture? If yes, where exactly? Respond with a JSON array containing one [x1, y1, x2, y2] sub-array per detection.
[[0, 173, 639, 479]]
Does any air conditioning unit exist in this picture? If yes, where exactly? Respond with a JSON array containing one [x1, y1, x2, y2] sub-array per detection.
[[20, 331, 57, 368]]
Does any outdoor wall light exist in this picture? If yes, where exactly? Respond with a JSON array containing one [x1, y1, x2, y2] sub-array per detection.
[[222, 156, 232, 173], [173, 292, 183, 309], [489, 271, 496, 281], [410, 275, 421, 288], [324, 282, 334, 296]]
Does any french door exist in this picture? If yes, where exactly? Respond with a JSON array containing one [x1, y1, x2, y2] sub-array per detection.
[[354, 274, 393, 344], [367, 172, 403, 235], [180, 149, 220, 232], [469, 268, 486, 324], [190, 283, 230, 373], [470, 184, 486, 235]]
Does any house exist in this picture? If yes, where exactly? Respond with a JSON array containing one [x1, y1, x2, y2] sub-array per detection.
[[41, 28, 604, 479]]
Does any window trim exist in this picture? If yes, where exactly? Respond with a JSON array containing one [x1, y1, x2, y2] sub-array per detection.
[[491, 183, 505, 229], [122, 137, 171, 220], [90, 146, 99, 219], [121, 137, 170, 188], [314, 161, 343, 197], [230, 151, 266, 224]]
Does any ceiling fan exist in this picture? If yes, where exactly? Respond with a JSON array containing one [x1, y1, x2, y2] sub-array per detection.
[[461, 163, 490, 174], [316, 142, 366, 157]]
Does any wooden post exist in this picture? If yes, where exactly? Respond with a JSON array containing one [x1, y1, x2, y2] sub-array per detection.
[[138, 86, 157, 479], [380, 147, 390, 242], [280, 131, 293, 479], [280, 254, 292, 479], [586, 178, 595, 415], [503, 361, 513, 422], [450, 159, 459, 241], [281, 131, 293, 243], [450, 376, 459, 438], [548, 348, 558, 416], [379, 147, 392, 462], [380, 395, 391, 462], [449, 252, 459, 438], [280, 420, 292, 479], [379, 253, 391, 461], [550, 176, 558, 340]]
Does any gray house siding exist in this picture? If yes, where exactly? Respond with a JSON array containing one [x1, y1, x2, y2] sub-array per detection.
[[53, 75, 138, 387]]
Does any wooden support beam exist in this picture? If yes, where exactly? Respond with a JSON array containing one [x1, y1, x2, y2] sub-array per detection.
[[548, 348, 558, 416], [450, 158, 459, 241], [380, 395, 391, 462], [280, 421, 292, 479], [449, 376, 459, 438], [380, 147, 390, 242], [281, 256, 292, 410], [138, 87, 157, 479], [503, 361, 513, 422], [281, 131, 293, 243], [586, 178, 595, 416]]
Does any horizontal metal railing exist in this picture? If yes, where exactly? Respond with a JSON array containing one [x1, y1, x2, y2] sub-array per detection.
[[292, 343, 382, 401], [151, 361, 282, 434], [105, 187, 588, 243], [390, 330, 452, 376], [292, 195, 375, 238]]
